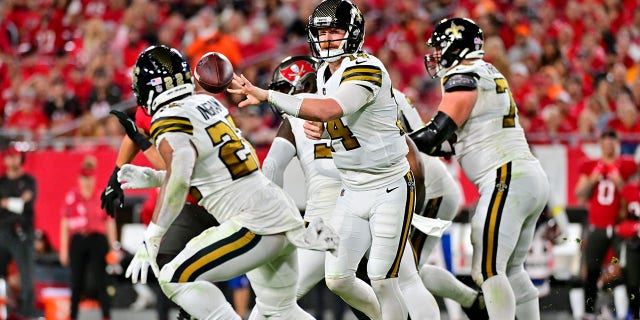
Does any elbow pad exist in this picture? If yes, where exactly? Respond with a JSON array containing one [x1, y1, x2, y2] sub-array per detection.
[[409, 111, 458, 157]]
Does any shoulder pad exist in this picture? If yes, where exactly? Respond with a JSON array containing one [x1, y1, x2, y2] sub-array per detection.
[[443, 73, 478, 92], [150, 111, 193, 142]]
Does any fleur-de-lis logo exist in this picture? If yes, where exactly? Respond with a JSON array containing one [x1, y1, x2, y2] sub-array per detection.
[[352, 7, 363, 24], [445, 22, 465, 39]]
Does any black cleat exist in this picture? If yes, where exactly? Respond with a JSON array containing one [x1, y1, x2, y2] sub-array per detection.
[[461, 291, 489, 320], [177, 308, 192, 320]]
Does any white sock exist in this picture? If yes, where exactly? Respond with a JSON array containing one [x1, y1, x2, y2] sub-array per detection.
[[398, 248, 440, 319], [569, 287, 585, 320], [481, 274, 515, 319], [614, 285, 629, 320], [420, 264, 477, 308], [326, 276, 382, 320], [371, 278, 408, 320], [443, 298, 464, 320], [509, 269, 540, 320], [161, 281, 240, 320]]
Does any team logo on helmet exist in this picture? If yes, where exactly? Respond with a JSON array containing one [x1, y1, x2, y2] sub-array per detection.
[[279, 60, 315, 83]]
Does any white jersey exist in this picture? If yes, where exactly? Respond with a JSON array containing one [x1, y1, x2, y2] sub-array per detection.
[[443, 60, 537, 185], [287, 93, 342, 220], [394, 88, 459, 200], [317, 53, 409, 190], [151, 94, 303, 235]]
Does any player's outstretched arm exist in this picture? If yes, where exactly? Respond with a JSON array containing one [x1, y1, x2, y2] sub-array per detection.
[[262, 118, 296, 187]]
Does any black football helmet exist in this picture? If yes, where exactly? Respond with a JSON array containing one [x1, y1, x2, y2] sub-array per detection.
[[424, 18, 484, 78], [132, 45, 194, 116], [307, 0, 365, 62], [268, 56, 318, 95]]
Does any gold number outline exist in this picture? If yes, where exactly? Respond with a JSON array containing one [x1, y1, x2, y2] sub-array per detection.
[[494, 78, 518, 128], [205, 117, 259, 180]]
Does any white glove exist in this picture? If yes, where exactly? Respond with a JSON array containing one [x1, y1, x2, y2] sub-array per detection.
[[125, 222, 167, 284], [411, 215, 452, 237], [117, 164, 166, 190], [286, 217, 339, 256]]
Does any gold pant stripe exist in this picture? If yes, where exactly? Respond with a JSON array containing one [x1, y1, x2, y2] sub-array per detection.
[[386, 171, 416, 278], [481, 162, 511, 279], [171, 227, 260, 283]]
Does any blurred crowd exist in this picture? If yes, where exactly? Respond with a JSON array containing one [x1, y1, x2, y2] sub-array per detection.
[[1, 0, 640, 151]]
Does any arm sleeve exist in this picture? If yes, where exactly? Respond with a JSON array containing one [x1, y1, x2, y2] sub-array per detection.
[[154, 132, 196, 231], [331, 82, 375, 115], [262, 137, 296, 187]]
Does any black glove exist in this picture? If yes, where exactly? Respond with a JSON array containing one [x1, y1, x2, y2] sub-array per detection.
[[110, 110, 153, 151], [430, 133, 457, 160], [101, 166, 124, 217]]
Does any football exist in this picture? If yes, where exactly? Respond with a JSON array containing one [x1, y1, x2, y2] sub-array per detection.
[[194, 52, 234, 94]]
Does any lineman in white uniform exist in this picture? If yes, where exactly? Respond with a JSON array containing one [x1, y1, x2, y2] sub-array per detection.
[[261, 56, 440, 320], [230, 1, 417, 318], [121, 45, 336, 320], [410, 18, 550, 320], [396, 89, 488, 319]]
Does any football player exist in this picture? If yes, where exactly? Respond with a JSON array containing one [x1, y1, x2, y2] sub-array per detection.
[[230, 1, 416, 318], [409, 18, 550, 320], [262, 56, 440, 319], [575, 129, 637, 319], [396, 89, 488, 319], [619, 179, 640, 320], [122, 45, 336, 320]]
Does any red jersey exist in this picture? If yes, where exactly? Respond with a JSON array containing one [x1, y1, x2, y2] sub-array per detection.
[[620, 181, 640, 246], [579, 157, 638, 228], [135, 107, 151, 135], [62, 189, 108, 235]]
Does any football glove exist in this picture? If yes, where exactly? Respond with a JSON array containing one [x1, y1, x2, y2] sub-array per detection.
[[110, 110, 153, 151], [430, 134, 457, 159], [101, 166, 124, 217], [125, 222, 167, 284], [118, 164, 166, 190]]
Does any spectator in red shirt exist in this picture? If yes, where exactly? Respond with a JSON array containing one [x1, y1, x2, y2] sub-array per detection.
[[574, 129, 638, 319], [5, 87, 48, 138], [59, 156, 117, 320], [607, 91, 640, 155]]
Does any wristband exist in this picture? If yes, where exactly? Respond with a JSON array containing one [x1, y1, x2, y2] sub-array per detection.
[[268, 90, 303, 117], [145, 222, 168, 239], [132, 133, 153, 151]]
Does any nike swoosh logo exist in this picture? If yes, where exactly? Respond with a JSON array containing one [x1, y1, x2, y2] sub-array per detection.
[[355, 60, 366, 64], [105, 187, 113, 196], [386, 186, 399, 193]]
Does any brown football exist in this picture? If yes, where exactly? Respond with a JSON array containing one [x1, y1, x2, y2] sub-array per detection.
[[194, 52, 234, 94]]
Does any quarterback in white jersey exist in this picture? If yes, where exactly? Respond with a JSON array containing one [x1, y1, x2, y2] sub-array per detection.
[[410, 18, 549, 320], [230, 2, 415, 318], [122, 46, 336, 320], [261, 56, 441, 320]]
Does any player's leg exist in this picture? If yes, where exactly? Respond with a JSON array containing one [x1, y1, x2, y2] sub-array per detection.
[[325, 188, 380, 320], [295, 248, 327, 299], [246, 246, 314, 319], [397, 241, 440, 319], [507, 212, 542, 320], [155, 203, 219, 319], [414, 193, 482, 313], [470, 162, 520, 319], [367, 171, 416, 320], [158, 220, 289, 319], [625, 247, 640, 319]]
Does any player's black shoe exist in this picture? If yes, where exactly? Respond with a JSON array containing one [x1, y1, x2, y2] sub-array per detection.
[[461, 291, 489, 320], [176, 308, 192, 320]]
